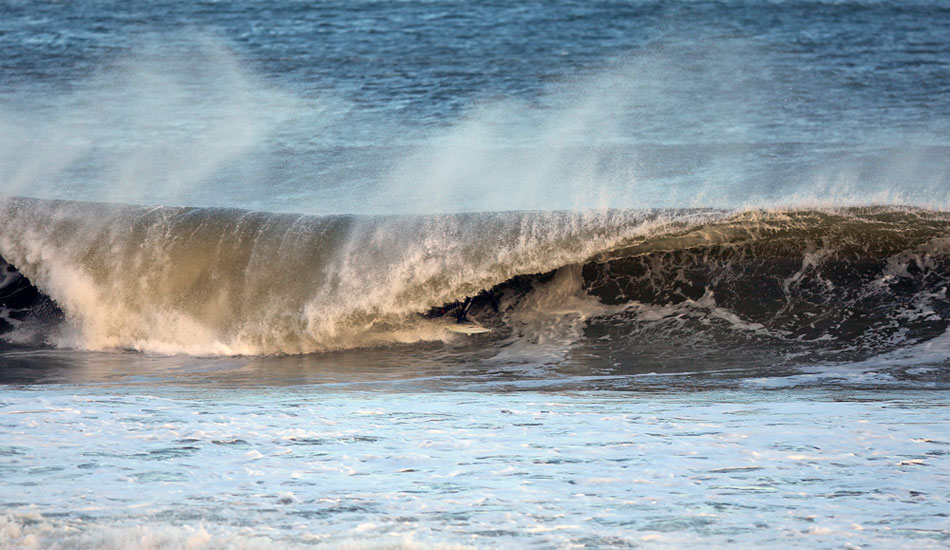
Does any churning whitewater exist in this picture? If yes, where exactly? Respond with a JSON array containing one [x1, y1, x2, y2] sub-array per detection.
[[2, 196, 949, 363]]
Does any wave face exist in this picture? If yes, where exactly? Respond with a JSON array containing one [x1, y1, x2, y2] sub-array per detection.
[[1, 197, 949, 362], [0, 197, 654, 355]]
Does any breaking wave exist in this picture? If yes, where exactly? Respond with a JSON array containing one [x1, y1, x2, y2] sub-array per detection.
[[1, 197, 949, 362]]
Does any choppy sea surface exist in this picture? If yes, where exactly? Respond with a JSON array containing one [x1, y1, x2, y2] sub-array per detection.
[[1, 1, 949, 548]]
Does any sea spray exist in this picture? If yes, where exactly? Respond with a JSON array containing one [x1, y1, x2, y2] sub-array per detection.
[[0, 35, 301, 208], [4, 34, 947, 218]]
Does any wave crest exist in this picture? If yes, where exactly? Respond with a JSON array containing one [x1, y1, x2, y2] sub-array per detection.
[[2, 197, 949, 359]]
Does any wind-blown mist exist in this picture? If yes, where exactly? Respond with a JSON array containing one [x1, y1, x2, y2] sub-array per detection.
[[0, 37, 301, 208], [378, 42, 950, 213], [1, 36, 947, 215]]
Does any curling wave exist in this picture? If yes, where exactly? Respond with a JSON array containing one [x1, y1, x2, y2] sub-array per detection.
[[1, 197, 949, 360]]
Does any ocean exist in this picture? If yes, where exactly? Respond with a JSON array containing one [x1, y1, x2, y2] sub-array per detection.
[[1, 1, 949, 548]]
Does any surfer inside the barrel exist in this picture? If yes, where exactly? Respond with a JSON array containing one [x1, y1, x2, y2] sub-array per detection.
[[426, 290, 499, 323]]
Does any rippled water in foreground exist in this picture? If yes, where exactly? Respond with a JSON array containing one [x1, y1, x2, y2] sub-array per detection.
[[1, 345, 948, 548], [2, 380, 948, 549]]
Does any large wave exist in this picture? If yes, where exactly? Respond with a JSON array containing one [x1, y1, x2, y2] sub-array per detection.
[[1, 197, 949, 361]]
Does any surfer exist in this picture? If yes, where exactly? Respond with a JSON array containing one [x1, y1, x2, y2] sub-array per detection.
[[455, 290, 499, 323], [425, 290, 499, 323]]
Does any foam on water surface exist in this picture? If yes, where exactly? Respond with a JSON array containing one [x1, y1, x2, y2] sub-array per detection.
[[0, 387, 947, 549]]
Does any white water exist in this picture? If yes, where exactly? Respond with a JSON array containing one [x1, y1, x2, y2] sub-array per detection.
[[0, 199, 680, 355], [1, 387, 947, 549]]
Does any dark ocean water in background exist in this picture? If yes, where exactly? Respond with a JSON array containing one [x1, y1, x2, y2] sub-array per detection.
[[1, 1, 949, 548]]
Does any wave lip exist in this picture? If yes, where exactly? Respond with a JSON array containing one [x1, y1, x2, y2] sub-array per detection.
[[0, 197, 658, 355]]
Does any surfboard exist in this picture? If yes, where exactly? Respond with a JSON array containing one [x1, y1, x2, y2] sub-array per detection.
[[445, 322, 492, 334]]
